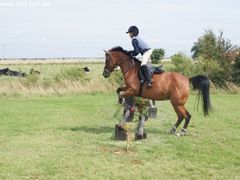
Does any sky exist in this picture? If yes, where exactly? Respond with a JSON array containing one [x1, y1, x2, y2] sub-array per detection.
[[0, 0, 240, 58]]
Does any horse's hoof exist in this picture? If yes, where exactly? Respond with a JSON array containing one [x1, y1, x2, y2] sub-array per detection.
[[118, 123, 125, 129], [136, 134, 143, 140], [118, 97, 123, 104], [176, 132, 181, 137], [180, 128, 188, 136], [119, 91, 124, 96], [169, 127, 176, 134], [135, 133, 147, 140], [175, 129, 188, 137]]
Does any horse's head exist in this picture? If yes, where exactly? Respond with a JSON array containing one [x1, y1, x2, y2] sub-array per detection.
[[103, 50, 118, 78]]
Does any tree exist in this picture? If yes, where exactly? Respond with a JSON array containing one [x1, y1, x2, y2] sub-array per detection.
[[151, 48, 165, 64], [191, 30, 217, 60], [191, 30, 239, 87], [171, 53, 194, 77], [231, 54, 240, 85]]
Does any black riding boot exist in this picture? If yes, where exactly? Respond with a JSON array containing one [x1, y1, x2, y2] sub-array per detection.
[[141, 65, 152, 87]]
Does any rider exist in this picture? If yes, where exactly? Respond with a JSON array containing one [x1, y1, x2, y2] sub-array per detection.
[[126, 25, 153, 87]]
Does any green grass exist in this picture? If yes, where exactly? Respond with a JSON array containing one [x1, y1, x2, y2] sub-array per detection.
[[0, 62, 111, 96], [0, 62, 104, 80], [0, 93, 239, 179]]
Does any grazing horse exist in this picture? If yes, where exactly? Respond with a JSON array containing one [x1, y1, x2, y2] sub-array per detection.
[[102, 47, 211, 134], [0, 68, 11, 76], [0, 68, 26, 77], [82, 66, 90, 72], [30, 68, 41, 75]]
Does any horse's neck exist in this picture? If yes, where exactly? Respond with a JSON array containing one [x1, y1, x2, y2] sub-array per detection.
[[117, 54, 139, 75]]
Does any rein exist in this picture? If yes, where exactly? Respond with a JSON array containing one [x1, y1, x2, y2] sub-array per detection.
[[121, 57, 135, 75]]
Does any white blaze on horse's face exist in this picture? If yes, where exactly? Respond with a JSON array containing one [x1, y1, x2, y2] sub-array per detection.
[[103, 51, 116, 78]]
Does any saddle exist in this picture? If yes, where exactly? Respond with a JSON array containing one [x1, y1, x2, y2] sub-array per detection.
[[138, 64, 164, 82]]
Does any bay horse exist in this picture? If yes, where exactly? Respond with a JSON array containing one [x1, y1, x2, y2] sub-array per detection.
[[103, 46, 211, 134]]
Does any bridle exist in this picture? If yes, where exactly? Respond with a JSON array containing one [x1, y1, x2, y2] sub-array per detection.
[[104, 51, 137, 77]]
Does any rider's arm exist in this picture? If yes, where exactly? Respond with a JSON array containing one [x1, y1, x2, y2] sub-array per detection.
[[130, 39, 140, 56]]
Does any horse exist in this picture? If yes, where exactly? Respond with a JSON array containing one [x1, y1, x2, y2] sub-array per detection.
[[0, 68, 11, 76], [82, 66, 90, 72], [102, 46, 211, 135], [8, 69, 27, 77], [30, 68, 41, 75], [0, 68, 26, 77]]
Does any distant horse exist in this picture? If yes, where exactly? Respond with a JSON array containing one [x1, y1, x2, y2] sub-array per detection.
[[30, 68, 41, 75], [82, 66, 90, 72], [103, 47, 211, 134], [8, 69, 27, 77], [0, 68, 11, 76], [0, 67, 26, 77]]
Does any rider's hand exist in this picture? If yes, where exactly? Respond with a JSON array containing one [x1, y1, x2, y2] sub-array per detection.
[[127, 51, 133, 56]]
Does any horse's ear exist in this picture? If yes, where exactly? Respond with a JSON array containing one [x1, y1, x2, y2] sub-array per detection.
[[103, 49, 110, 55]]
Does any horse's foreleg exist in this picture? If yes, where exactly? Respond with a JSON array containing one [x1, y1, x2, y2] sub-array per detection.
[[137, 113, 146, 138], [119, 109, 131, 126], [116, 87, 127, 94], [119, 88, 135, 97], [116, 87, 127, 104]]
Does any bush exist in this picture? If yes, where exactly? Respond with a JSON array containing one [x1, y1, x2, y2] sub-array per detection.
[[170, 53, 228, 87], [21, 73, 40, 87], [107, 70, 124, 87], [194, 56, 226, 87], [231, 55, 240, 85], [171, 53, 194, 76], [54, 67, 89, 83], [191, 29, 239, 87], [151, 48, 165, 64]]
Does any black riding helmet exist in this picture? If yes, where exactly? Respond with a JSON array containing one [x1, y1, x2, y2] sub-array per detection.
[[126, 26, 139, 36]]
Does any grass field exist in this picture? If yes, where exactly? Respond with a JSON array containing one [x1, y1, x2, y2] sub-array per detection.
[[0, 60, 239, 179], [0, 60, 111, 96], [0, 92, 240, 179], [0, 60, 178, 96]]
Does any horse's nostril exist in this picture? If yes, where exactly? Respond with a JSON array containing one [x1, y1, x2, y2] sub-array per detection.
[[103, 71, 107, 78], [103, 69, 110, 78]]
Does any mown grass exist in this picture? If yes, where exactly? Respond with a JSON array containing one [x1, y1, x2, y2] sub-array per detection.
[[0, 93, 239, 179]]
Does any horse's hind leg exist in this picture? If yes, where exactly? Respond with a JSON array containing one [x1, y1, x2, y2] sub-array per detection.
[[176, 106, 191, 136], [169, 115, 183, 134], [181, 111, 191, 135], [170, 105, 191, 135], [169, 105, 185, 134]]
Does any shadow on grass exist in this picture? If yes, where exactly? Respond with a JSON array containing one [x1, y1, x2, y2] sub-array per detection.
[[146, 128, 164, 134], [62, 125, 114, 135]]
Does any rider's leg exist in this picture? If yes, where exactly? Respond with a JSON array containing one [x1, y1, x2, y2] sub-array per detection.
[[141, 49, 153, 87], [141, 65, 152, 87], [141, 49, 153, 65]]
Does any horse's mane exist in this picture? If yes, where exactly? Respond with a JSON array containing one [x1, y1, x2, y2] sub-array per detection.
[[109, 46, 141, 64]]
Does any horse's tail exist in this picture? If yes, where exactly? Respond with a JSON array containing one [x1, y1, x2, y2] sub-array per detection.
[[189, 75, 211, 116]]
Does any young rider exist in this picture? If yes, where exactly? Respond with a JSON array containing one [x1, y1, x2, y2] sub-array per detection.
[[126, 25, 153, 87]]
